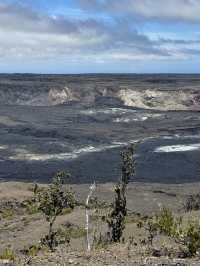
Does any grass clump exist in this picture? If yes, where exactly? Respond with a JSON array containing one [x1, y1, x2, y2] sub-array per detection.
[[0, 248, 15, 261], [22, 245, 41, 257], [0, 208, 14, 220], [57, 224, 86, 243], [181, 221, 200, 256], [61, 208, 73, 215], [145, 207, 200, 257], [184, 194, 200, 212], [144, 207, 183, 246], [125, 212, 148, 225], [22, 199, 39, 215], [22, 244, 49, 257], [155, 207, 182, 237]]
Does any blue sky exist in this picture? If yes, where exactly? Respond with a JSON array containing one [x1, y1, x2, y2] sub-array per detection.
[[0, 0, 200, 73]]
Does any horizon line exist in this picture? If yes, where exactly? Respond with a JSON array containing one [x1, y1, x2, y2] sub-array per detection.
[[0, 72, 200, 75]]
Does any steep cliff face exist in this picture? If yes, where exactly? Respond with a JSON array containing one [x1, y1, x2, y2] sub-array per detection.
[[0, 86, 200, 110], [0, 74, 200, 111], [48, 87, 78, 105], [117, 89, 200, 111]]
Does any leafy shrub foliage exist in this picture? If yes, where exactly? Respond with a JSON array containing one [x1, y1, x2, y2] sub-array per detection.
[[0, 248, 15, 261], [35, 171, 75, 250], [181, 221, 200, 256], [155, 207, 182, 237], [184, 193, 200, 212], [145, 207, 200, 257], [57, 223, 86, 245], [22, 244, 41, 257], [107, 145, 136, 242]]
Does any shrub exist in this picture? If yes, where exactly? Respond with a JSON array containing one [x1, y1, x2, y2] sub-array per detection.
[[145, 208, 200, 257], [35, 171, 75, 250], [143, 208, 183, 247], [145, 218, 159, 246], [57, 224, 86, 244], [181, 221, 200, 256], [0, 208, 14, 220], [106, 145, 136, 242], [184, 194, 200, 212], [22, 245, 41, 257], [22, 199, 39, 215], [155, 207, 182, 237]]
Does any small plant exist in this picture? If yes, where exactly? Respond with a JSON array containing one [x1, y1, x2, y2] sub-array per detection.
[[124, 212, 145, 224], [0, 248, 15, 261], [0, 208, 14, 220], [155, 207, 182, 237], [57, 224, 86, 244], [145, 219, 158, 246], [184, 194, 200, 212], [106, 145, 136, 243], [91, 202, 110, 250], [22, 245, 41, 257], [22, 199, 39, 215], [61, 208, 73, 215], [143, 208, 183, 248], [22, 184, 40, 215], [181, 221, 200, 256], [143, 208, 200, 257], [35, 171, 75, 251], [93, 231, 109, 250]]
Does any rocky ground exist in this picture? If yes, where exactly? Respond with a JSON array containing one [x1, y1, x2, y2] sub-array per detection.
[[0, 73, 200, 110], [1, 181, 200, 265]]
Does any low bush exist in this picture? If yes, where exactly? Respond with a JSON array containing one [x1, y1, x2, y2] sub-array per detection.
[[35, 171, 75, 251], [184, 194, 200, 212], [57, 224, 86, 244], [145, 207, 200, 257], [22, 199, 39, 215], [155, 207, 182, 237], [22, 244, 41, 257], [0, 208, 14, 220], [0, 248, 15, 261], [107, 145, 136, 243], [181, 221, 200, 256]]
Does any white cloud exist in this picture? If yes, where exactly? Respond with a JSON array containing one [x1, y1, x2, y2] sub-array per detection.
[[79, 0, 200, 23], [0, 1, 200, 65]]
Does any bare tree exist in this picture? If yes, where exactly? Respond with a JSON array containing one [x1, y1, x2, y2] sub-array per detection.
[[85, 182, 96, 251]]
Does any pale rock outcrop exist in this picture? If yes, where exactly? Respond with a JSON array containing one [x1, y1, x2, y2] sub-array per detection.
[[118, 89, 200, 110], [48, 87, 77, 105]]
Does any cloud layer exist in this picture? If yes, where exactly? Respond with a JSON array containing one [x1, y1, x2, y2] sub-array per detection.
[[79, 0, 200, 23], [0, 0, 200, 72]]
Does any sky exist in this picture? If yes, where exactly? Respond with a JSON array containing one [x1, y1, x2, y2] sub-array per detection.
[[0, 0, 200, 73]]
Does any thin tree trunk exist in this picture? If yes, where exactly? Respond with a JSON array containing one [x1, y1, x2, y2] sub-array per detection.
[[85, 182, 96, 252]]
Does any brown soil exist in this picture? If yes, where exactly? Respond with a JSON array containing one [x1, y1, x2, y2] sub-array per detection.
[[0, 181, 200, 265]]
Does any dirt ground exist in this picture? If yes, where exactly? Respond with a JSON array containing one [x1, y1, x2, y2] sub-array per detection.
[[1, 181, 200, 265]]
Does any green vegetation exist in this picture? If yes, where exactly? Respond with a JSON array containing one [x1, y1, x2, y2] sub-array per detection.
[[181, 221, 200, 256], [23, 244, 41, 257], [35, 171, 75, 250], [0, 208, 14, 220], [184, 193, 200, 212], [143, 207, 200, 256], [0, 248, 15, 261], [154, 207, 182, 237], [57, 225, 86, 243], [22, 199, 39, 215], [2, 146, 200, 262], [106, 145, 136, 243], [125, 212, 146, 224]]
